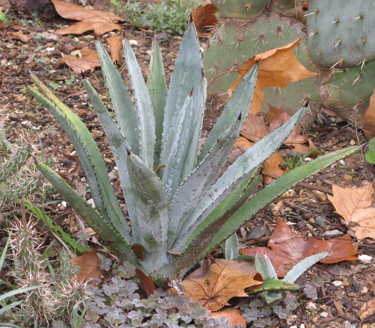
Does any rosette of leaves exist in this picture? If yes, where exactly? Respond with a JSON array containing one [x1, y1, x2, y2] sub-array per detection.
[[27, 22, 359, 280]]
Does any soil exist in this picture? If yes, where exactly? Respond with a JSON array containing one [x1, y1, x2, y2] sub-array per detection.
[[1, 1, 375, 327]]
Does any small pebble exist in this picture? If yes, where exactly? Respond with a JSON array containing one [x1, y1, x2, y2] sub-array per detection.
[[87, 198, 96, 208], [358, 254, 372, 263], [322, 229, 343, 237], [332, 280, 342, 286], [305, 301, 317, 311], [320, 311, 329, 318]]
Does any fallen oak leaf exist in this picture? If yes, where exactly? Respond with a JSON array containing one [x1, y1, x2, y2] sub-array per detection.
[[210, 308, 246, 328], [51, 0, 125, 23], [240, 218, 358, 277], [8, 30, 31, 42], [192, 4, 218, 37], [228, 37, 317, 114], [107, 35, 123, 64], [328, 183, 375, 240], [58, 48, 100, 73], [55, 21, 121, 37], [51, 0, 125, 36], [363, 89, 375, 139], [70, 250, 104, 284], [182, 260, 263, 311]]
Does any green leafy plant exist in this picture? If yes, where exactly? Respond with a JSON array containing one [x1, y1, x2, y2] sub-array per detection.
[[365, 136, 375, 164], [282, 149, 322, 171], [252, 253, 327, 304], [27, 23, 360, 282], [114, 0, 204, 35]]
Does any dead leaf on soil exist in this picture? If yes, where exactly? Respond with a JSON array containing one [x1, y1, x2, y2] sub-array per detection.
[[9, 30, 30, 42], [58, 47, 100, 73], [240, 218, 358, 277], [363, 89, 375, 139], [183, 259, 263, 311], [192, 4, 218, 37], [227, 37, 317, 114], [210, 308, 246, 328], [51, 0, 125, 36], [107, 35, 123, 64], [359, 296, 375, 320], [0, 21, 7, 30], [70, 250, 104, 284], [241, 113, 269, 142], [263, 152, 285, 183], [135, 268, 156, 297], [328, 183, 375, 240]]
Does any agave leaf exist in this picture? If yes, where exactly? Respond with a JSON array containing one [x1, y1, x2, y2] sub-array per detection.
[[124, 38, 155, 168], [222, 233, 239, 260], [162, 93, 195, 198], [264, 254, 278, 279], [167, 116, 243, 249], [283, 252, 328, 283], [147, 38, 167, 169], [95, 41, 139, 154], [179, 107, 307, 243], [126, 152, 169, 272], [36, 162, 144, 270], [174, 170, 261, 252], [160, 22, 202, 165], [180, 77, 207, 179], [27, 76, 129, 239], [255, 254, 269, 280], [198, 64, 258, 162], [188, 146, 361, 271], [83, 79, 139, 241]]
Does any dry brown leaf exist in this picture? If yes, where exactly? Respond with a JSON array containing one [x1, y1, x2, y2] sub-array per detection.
[[51, 0, 125, 23], [241, 113, 268, 143], [263, 152, 284, 183], [210, 308, 246, 328], [183, 261, 263, 311], [267, 104, 308, 145], [359, 296, 375, 320], [55, 21, 121, 37], [192, 4, 218, 37], [228, 37, 317, 114], [58, 48, 100, 73], [107, 35, 123, 64], [363, 89, 375, 139], [51, 0, 125, 36], [0, 21, 7, 30], [9, 30, 30, 42], [328, 184, 375, 240], [233, 136, 254, 151], [240, 218, 358, 277], [70, 250, 104, 283]]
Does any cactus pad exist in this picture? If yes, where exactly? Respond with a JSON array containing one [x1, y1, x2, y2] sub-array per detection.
[[210, 0, 269, 19], [307, 0, 375, 68]]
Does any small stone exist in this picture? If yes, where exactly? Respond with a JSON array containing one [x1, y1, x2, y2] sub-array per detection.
[[306, 301, 317, 311], [315, 216, 326, 227], [129, 40, 138, 46], [322, 229, 343, 237], [320, 311, 329, 318], [358, 254, 372, 263], [350, 139, 356, 146], [361, 286, 368, 294], [281, 189, 295, 198], [314, 190, 327, 202], [87, 198, 96, 208], [332, 280, 343, 286], [108, 172, 117, 181]]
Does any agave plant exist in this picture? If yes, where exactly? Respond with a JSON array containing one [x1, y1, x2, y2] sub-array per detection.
[[27, 22, 359, 280]]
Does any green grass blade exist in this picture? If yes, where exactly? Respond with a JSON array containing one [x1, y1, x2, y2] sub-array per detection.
[[0, 285, 43, 303], [24, 200, 91, 254], [95, 41, 139, 155]]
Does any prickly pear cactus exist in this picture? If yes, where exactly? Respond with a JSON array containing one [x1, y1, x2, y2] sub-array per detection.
[[306, 0, 375, 68], [203, 0, 375, 121], [210, 0, 269, 19]]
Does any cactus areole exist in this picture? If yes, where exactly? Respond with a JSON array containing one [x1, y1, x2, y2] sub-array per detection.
[[28, 22, 360, 280]]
